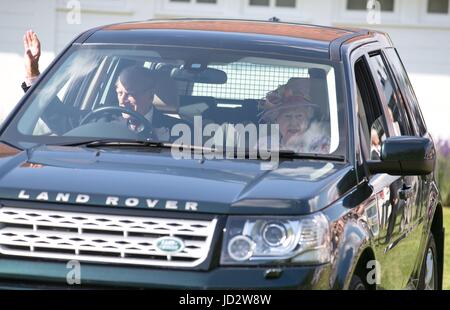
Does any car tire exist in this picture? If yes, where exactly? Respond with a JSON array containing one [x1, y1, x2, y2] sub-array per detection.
[[418, 233, 438, 290], [349, 274, 366, 290]]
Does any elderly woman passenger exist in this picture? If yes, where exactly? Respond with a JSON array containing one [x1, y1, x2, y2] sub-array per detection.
[[257, 78, 330, 154]]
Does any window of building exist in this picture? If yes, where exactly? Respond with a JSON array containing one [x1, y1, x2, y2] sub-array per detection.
[[250, 0, 269, 5], [427, 0, 449, 13], [276, 0, 296, 7], [347, 0, 395, 12], [170, 0, 217, 3], [249, 0, 296, 7]]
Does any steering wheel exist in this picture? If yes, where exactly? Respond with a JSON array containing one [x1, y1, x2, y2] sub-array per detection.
[[80, 106, 152, 134]]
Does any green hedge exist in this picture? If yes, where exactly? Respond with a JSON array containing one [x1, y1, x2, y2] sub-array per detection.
[[436, 139, 450, 206]]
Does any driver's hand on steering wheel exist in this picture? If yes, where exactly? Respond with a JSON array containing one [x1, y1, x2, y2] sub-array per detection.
[[126, 117, 146, 133]]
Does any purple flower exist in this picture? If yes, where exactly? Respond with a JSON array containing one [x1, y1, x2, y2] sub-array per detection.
[[437, 139, 450, 158]]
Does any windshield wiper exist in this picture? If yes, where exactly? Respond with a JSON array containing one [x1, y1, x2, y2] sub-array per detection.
[[55, 140, 345, 161], [208, 148, 345, 161], [59, 138, 171, 149], [277, 150, 345, 162]]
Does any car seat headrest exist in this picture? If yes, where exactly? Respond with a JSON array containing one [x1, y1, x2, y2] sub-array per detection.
[[153, 64, 179, 113]]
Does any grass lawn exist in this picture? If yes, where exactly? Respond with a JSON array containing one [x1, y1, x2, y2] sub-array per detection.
[[444, 207, 450, 289]]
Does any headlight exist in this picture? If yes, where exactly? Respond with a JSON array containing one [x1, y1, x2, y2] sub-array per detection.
[[220, 213, 331, 265]]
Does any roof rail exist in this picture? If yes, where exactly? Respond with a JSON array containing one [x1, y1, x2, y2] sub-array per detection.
[[329, 30, 370, 61]]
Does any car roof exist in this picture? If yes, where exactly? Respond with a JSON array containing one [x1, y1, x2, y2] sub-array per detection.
[[81, 19, 384, 60]]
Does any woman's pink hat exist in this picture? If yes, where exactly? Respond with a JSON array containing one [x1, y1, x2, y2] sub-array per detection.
[[259, 77, 318, 121]]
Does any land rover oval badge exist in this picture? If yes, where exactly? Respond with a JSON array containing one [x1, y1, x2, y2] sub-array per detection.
[[155, 236, 185, 254]]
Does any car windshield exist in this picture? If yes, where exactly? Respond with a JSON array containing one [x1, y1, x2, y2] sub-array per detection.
[[3, 45, 346, 157]]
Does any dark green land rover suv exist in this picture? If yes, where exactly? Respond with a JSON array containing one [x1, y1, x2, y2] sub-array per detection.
[[0, 19, 444, 289]]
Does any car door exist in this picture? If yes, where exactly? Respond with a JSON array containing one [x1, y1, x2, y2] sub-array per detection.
[[368, 50, 424, 288], [354, 51, 420, 289], [382, 47, 431, 282]]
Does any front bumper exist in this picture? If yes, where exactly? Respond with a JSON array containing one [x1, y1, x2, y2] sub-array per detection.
[[0, 258, 333, 289]]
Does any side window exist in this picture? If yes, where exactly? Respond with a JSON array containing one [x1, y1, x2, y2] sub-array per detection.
[[368, 52, 411, 137], [354, 57, 387, 160], [384, 48, 427, 136]]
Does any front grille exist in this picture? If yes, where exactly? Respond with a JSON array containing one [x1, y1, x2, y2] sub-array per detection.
[[0, 207, 217, 268]]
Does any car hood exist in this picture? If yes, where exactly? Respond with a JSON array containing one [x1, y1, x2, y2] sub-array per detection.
[[0, 144, 356, 215]]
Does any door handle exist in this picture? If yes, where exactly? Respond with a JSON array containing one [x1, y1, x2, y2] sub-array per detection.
[[399, 185, 414, 200]]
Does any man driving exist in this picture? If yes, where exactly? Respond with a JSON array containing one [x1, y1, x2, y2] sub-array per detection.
[[110, 65, 171, 140], [22, 30, 174, 141]]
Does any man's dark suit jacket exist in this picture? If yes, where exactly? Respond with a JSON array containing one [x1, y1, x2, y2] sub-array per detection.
[[22, 81, 181, 139]]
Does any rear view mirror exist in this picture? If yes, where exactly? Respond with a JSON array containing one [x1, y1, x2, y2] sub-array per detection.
[[171, 66, 227, 84], [367, 136, 436, 176]]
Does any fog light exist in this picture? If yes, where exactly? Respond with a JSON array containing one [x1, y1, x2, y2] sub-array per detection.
[[227, 235, 255, 261]]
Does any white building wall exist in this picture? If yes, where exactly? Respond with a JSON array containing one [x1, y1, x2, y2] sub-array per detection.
[[0, 0, 56, 121], [0, 0, 449, 139]]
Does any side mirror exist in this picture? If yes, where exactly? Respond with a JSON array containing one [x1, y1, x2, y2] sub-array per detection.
[[367, 136, 435, 176]]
